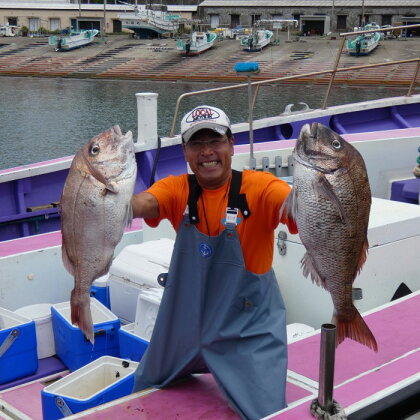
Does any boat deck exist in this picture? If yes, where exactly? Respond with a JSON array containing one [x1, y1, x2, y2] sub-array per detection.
[[1, 292, 418, 419]]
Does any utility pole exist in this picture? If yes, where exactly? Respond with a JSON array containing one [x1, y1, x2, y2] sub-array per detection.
[[361, 0, 365, 27], [103, 0, 106, 36]]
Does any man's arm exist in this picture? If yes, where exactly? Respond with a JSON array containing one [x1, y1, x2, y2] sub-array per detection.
[[131, 192, 160, 219]]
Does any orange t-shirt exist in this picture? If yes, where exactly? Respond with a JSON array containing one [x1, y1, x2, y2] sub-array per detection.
[[145, 170, 297, 274]]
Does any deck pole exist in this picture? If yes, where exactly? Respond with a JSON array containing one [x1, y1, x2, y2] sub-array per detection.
[[317, 323, 337, 412], [234, 62, 260, 170]]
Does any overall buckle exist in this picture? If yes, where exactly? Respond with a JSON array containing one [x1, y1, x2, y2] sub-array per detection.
[[225, 207, 239, 226]]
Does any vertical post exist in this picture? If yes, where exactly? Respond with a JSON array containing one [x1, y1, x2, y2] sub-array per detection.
[[247, 75, 256, 169], [361, 0, 365, 27], [318, 323, 337, 413], [136, 92, 158, 147], [234, 62, 259, 170], [103, 0, 106, 36]]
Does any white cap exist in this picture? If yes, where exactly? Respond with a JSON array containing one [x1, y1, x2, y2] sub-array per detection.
[[181, 105, 231, 143]]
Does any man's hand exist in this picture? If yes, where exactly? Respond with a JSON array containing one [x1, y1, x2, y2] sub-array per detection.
[[131, 192, 160, 219]]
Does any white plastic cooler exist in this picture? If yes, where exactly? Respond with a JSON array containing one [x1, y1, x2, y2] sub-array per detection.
[[108, 238, 174, 323]]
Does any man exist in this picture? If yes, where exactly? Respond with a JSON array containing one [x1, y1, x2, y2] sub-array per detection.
[[131, 105, 297, 420]]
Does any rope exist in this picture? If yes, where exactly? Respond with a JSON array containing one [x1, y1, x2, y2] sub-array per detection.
[[310, 399, 347, 420]]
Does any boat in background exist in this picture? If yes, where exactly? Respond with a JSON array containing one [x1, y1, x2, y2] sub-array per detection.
[[176, 31, 217, 56], [347, 26, 381, 56], [0, 24, 19, 37], [365, 22, 384, 39], [240, 29, 273, 52], [119, 4, 179, 39], [48, 29, 99, 52]]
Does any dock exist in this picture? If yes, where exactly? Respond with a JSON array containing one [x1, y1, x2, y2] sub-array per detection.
[[0, 35, 420, 86]]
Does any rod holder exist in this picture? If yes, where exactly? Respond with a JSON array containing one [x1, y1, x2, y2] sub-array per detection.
[[317, 323, 337, 413]]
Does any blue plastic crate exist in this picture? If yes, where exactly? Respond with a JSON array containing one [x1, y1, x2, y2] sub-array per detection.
[[119, 323, 149, 362], [41, 356, 138, 420], [51, 299, 120, 371], [0, 307, 38, 384], [89, 285, 110, 309]]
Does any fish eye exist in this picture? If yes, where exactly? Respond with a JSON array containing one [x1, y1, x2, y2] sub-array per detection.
[[89, 144, 100, 155], [332, 139, 341, 149]]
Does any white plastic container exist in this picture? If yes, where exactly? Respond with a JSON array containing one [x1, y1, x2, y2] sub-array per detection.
[[15, 303, 55, 359], [41, 356, 138, 420], [108, 238, 174, 323], [134, 288, 164, 341]]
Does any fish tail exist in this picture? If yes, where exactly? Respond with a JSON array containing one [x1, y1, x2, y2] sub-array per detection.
[[333, 307, 378, 352], [71, 289, 94, 344]]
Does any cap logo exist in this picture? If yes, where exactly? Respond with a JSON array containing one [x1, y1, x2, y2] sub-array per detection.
[[186, 107, 220, 123]]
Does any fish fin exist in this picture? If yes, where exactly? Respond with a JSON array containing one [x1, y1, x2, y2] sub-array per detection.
[[333, 307, 378, 352], [71, 288, 94, 345], [356, 238, 369, 274], [315, 174, 349, 224], [105, 182, 116, 193], [280, 187, 298, 221], [301, 252, 327, 290], [61, 243, 75, 276]]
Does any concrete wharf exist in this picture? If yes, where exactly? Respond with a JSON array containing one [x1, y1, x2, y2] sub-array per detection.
[[0, 35, 419, 86]]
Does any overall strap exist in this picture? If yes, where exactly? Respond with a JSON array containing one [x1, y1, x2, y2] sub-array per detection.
[[187, 174, 202, 224], [227, 170, 251, 220], [187, 170, 251, 226]]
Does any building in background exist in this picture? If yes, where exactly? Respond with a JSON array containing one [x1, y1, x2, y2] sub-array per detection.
[[0, 1, 419, 37], [198, 0, 420, 36], [0, 1, 197, 35]]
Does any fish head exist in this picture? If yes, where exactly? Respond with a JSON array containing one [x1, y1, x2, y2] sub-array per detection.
[[295, 122, 357, 174], [79, 125, 135, 184]]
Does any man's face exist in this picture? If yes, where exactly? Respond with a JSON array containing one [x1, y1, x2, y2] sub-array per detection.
[[183, 129, 234, 189]]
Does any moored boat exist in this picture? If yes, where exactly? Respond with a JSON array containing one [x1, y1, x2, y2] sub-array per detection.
[[347, 26, 381, 56], [176, 31, 217, 56], [119, 4, 179, 39], [0, 24, 19, 37], [48, 29, 99, 52], [240, 29, 273, 52]]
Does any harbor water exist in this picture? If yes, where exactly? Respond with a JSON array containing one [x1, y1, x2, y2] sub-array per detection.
[[0, 76, 414, 170]]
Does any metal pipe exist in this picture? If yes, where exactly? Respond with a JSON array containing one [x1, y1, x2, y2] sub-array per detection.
[[318, 323, 337, 413], [340, 23, 420, 37], [247, 75, 255, 168], [322, 36, 346, 109], [407, 59, 420, 97]]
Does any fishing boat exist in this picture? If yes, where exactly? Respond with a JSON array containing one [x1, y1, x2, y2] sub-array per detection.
[[1, 24, 420, 420], [118, 4, 179, 39], [176, 31, 217, 56], [347, 27, 381, 56], [240, 29, 273, 52], [48, 29, 99, 52], [0, 24, 19, 37]]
